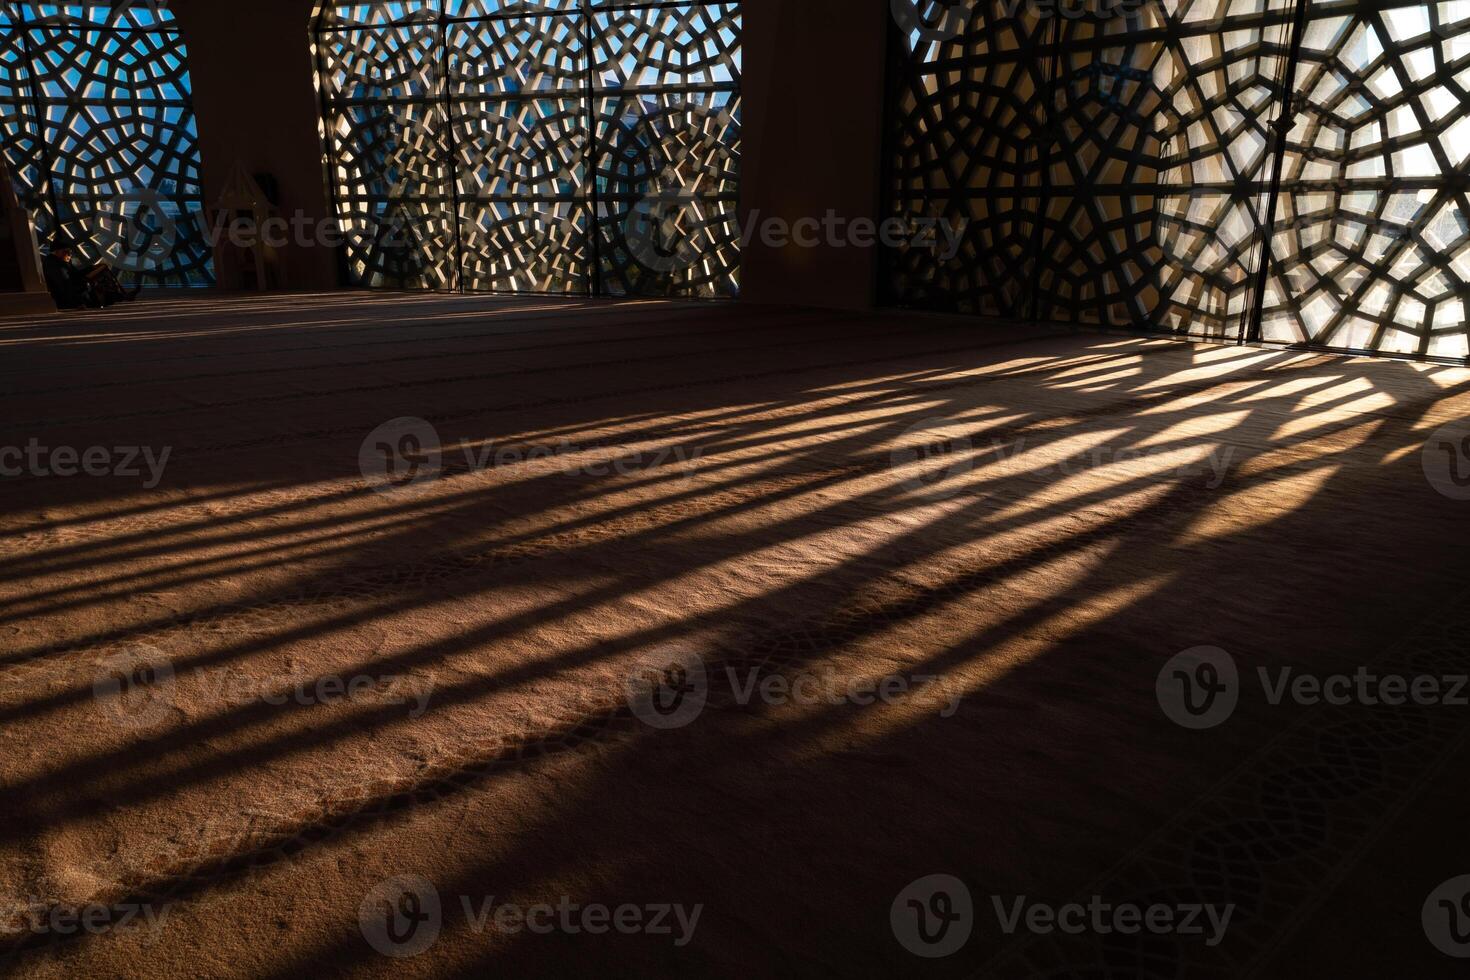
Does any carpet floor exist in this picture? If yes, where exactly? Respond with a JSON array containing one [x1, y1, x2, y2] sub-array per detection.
[[2, 291, 1469, 977]]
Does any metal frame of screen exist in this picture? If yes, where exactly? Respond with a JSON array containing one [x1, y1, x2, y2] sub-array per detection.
[[0, 0, 214, 287], [311, 0, 741, 298], [883, 0, 1470, 362]]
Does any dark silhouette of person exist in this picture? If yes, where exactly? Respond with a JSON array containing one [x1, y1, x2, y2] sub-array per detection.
[[42, 240, 98, 309]]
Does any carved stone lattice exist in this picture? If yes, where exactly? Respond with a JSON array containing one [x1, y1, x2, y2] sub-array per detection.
[[0, 0, 213, 287], [313, 1, 742, 297], [884, 0, 1470, 359]]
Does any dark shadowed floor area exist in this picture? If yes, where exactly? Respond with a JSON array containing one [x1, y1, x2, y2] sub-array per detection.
[[2, 291, 1470, 977]]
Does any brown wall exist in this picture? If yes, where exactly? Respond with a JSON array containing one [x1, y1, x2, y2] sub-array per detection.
[[170, 0, 337, 291], [170, 0, 891, 307], [740, 0, 890, 310]]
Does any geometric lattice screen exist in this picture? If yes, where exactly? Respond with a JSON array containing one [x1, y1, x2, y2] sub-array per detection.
[[884, 0, 1470, 360], [0, 0, 213, 287], [311, 0, 741, 297]]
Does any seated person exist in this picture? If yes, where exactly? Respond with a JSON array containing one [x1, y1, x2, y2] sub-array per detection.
[[42, 241, 98, 309]]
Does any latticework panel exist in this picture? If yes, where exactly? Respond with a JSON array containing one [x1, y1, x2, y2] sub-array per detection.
[[312, 0, 741, 297], [1141, 12, 1294, 339], [883, 0, 1293, 332], [884, 0, 1470, 359], [447, 13, 588, 294], [316, 14, 457, 290], [452, 95, 590, 292], [0, 0, 213, 287], [883, 2, 1055, 319], [1262, 2, 1470, 358], [595, 91, 740, 298]]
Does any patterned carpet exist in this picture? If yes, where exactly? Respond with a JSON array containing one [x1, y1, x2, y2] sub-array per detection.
[[1, 292, 1468, 977]]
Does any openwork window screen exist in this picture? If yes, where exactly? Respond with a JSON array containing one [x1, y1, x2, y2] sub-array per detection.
[[0, 0, 213, 286], [312, 1, 741, 297], [884, 0, 1470, 360]]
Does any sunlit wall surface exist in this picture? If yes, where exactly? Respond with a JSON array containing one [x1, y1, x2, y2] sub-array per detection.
[[884, 0, 1470, 359], [312, 0, 741, 297], [0, 0, 213, 287]]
